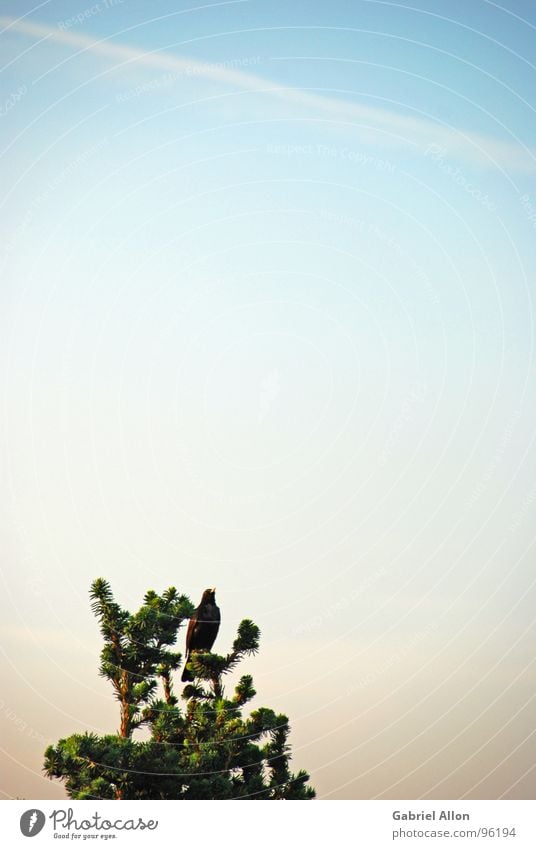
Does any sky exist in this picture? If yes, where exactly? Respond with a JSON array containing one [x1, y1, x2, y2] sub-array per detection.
[[0, 0, 535, 800]]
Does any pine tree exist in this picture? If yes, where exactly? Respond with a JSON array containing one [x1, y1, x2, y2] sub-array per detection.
[[44, 579, 315, 799]]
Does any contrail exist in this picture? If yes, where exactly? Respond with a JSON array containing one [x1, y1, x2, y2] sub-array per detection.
[[1, 15, 535, 173]]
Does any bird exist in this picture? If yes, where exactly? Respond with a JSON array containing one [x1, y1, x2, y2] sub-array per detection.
[[181, 588, 221, 681]]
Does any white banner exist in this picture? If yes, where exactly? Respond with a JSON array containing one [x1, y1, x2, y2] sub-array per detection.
[[2, 800, 535, 848]]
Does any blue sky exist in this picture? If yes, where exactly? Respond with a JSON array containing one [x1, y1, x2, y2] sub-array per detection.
[[1, 0, 535, 800]]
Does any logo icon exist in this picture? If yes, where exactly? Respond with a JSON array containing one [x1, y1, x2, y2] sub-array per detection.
[[20, 810, 46, 837]]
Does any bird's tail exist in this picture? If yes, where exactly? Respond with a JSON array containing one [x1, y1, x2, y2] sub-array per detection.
[[181, 654, 194, 682]]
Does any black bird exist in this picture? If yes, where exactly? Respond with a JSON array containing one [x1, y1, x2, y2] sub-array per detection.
[[181, 588, 221, 681]]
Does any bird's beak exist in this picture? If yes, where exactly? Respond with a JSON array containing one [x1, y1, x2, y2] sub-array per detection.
[[211, 587, 216, 593]]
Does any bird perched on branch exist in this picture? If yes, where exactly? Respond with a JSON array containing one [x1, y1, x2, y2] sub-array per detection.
[[181, 588, 221, 681]]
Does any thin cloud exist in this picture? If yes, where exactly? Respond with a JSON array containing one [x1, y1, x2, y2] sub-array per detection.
[[2, 15, 535, 174]]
